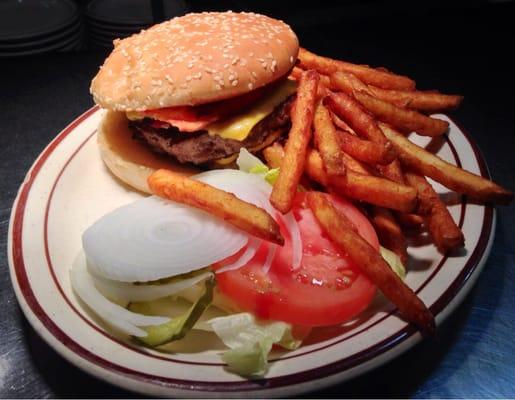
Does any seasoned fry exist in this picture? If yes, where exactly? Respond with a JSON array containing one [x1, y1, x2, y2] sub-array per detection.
[[331, 70, 463, 112], [404, 171, 464, 253], [376, 158, 405, 184], [264, 144, 417, 212], [306, 192, 435, 335], [298, 47, 416, 91], [148, 169, 284, 245], [325, 92, 396, 164], [337, 127, 396, 164], [313, 103, 346, 176], [375, 159, 424, 229], [354, 91, 449, 137], [271, 70, 319, 213], [397, 213, 425, 228], [290, 67, 329, 98], [380, 123, 514, 204], [370, 206, 408, 265]]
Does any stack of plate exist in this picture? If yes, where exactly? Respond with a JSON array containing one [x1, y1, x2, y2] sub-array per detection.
[[86, 0, 188, 48], [0, 0, 82, 58]]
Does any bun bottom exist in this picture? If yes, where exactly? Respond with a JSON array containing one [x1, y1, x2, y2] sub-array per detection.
[[97, 111, 199, 193]]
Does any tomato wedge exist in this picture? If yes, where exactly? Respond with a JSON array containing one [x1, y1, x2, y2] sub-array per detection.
[[215, 192, 379, 327]]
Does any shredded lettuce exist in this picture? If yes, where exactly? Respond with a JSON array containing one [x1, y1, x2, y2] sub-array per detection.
[[236, 148, 279, 185], [207, 313, 302, 376], [380, 246, 406, 279], [129, 277, 214, 346]]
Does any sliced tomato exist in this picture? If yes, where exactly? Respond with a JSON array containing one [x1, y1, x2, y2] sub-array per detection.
[[215, 192, 380, 327], [141, 79, 277, 132]]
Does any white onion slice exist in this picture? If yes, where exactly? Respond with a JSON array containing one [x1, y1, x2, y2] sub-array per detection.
[[216, 238, 261, 274], [282, 212, 302, 270], [70, 253, 169, 337], [262, 244, 278, 274], [83, 195, 249, 282], [92, 270, 214, 303]]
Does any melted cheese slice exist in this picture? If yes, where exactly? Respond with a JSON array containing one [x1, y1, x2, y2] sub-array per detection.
[[126, 79, 297, 141], [206, 79, 297, 141]]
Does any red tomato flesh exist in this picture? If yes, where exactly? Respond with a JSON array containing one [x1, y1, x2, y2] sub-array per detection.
[[141, 78, 277, 132], [215, 192, 379, 327]]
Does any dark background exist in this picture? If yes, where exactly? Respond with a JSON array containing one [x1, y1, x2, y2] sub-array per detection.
[[1, 0, 514, 397]]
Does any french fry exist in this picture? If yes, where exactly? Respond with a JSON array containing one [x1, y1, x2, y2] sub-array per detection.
[[148, 169, 284, 245], [370, 206, 409, 265], [380, 123, 513, 204], [331, 70, 463, 112], [337, 127, 396, 164], [376, 158, 406, 184], [325, 92, 396, 164], [271, 70, 319, 213], [397, 213, 425, 229], [313, 103, 346, 176], [376, 159, 425, 229], [354, 91, 449, 137], [290, 67, 329, 98], [306, 192, 435, 335], [404, 171, 465, 253], [298, 47, 416, 91], [264, 144, 417, 212]]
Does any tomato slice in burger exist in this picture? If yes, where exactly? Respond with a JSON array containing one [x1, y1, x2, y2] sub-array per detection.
[[141, 79, 274, 132], [215, 192, 379, 327]]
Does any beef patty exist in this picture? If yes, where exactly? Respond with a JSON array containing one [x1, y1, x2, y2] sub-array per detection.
[[129, 95, 293, 165]]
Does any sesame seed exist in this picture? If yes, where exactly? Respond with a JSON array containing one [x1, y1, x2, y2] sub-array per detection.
[[248, 82, 253, 90], [232, 80, 238, 86]]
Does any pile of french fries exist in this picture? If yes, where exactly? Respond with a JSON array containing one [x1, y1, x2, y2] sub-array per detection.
[[147, 48, 512, 336], [268, 48, 512, 334]]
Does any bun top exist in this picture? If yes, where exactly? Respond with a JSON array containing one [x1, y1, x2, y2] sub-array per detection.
[[90, 12, 299, 111]]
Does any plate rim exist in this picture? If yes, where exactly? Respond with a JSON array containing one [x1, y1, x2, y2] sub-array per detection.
[[7, 106, 496, 397]]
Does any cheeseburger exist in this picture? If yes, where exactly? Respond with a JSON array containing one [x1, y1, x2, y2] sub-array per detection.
[[90, 11, 299, 193]]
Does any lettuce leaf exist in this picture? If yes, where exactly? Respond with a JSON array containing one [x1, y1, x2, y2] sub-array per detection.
[[236, 148, 279, 185], [380, 246, 406, 279], [207, 313, 302, 376], [129, 276, 214, 346]]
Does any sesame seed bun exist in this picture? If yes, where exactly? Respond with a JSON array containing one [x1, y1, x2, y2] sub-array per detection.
[[90, 12, 299, 111]]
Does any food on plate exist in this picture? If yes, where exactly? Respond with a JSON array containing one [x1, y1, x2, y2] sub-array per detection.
[[147, 168, 284, 245], [264, 143, 417, 212], [404, 171, 465, 253], [313, 102, 346, 177], [90, 11, 299, 192], [370, 206, 408, 265], [306, 192, 435, 335], [330, 70, 463, 112], [270, 69, 319, 213], [298, 47, 416, 90], [324, 92, 396, 164], [380, 122, 513, 204], [353, 91, 450, 137], [75, 11, 513, 377]]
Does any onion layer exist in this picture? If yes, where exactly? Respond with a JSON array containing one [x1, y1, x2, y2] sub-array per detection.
[[70, 252, 170, 337]]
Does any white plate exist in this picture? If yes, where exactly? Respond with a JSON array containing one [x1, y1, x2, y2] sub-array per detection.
[[7, 107, 495, 398]]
